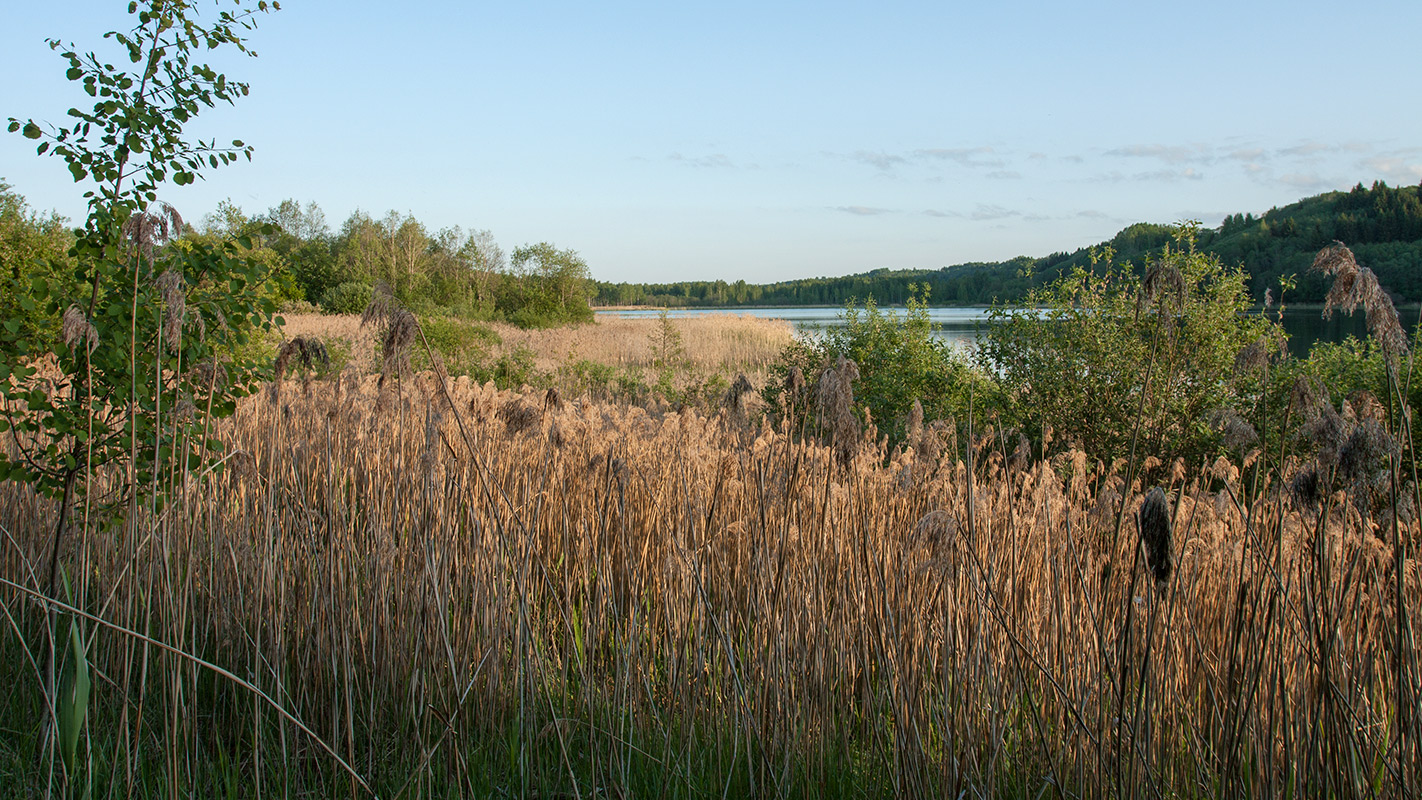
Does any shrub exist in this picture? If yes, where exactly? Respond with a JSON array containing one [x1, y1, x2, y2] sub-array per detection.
[[412, 316, 499, 375], [320, 281, 373, 315], [491, 344, 543, 388], [978, 223, 1281, 461], [767, 286, 989, 445]]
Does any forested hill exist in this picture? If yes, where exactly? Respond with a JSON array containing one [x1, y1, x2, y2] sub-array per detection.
[[595, 181, 1422, 307]]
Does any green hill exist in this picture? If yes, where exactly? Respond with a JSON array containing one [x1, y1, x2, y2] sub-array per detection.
[[595, 181, 1422, 307]]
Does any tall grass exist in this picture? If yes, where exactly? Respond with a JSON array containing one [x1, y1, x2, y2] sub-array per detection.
[[2, 362, 1417, 797]]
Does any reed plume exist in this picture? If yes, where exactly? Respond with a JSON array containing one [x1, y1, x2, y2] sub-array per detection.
[[60, 306, 98, 355]]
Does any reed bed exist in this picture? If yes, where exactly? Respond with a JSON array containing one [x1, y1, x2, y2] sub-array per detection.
[[276, 312, 796, 379], [486, 314, 794, 374], [1, 372, 1418, 798]]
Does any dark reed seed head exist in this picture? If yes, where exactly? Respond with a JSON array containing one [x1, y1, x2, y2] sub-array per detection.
[[1300, 402, 1349, 469], [1139, 259, 1186, 317], [1312, 241, 1358, 278], [361, 281, 400, 329], [723, 373, 754, 414], [1007, 434, 1031, 473], [497, 400, 541, 435], [380, 310, 418, 381], [1345, 390, 1385, 424], [784, 366, 805, 398], [1337, 417, 1398, 490], [817, 357, 862, 468], [1289, 467, 1322, 510], [190, 359, 229, 394], [914, 509, 959, 551], [1138, 487, 1173, 586], [1289, 376, 1329, 420], [270, 336, 330, 403], [544, 386, 563, 412], [1208, 408, 1259, 451]]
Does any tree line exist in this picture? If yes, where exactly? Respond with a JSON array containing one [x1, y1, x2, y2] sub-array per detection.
[[596, 181, 1422, 308], [1, 184, 597, 333]]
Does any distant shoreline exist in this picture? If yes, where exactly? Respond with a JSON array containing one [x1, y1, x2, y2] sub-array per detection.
[[594, 302, 1422, 312]]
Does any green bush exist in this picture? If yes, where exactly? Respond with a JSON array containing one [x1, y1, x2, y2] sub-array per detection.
[[320, 281, 373, 315], [412, 316, 500, 376], [767, 286, 990, 445], [559, 358, 618, 400], [978, 224, 1281, 461], [491, 345, 543, 388]]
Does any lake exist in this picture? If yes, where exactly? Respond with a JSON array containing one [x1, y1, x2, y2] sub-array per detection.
[[597, 305, 1421, 358]]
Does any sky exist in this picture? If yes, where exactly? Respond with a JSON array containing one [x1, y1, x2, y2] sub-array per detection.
[[3, 0, 1420, 284]]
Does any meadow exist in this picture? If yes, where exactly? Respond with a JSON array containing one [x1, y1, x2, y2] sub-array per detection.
[[2, 308, 1418, 798]]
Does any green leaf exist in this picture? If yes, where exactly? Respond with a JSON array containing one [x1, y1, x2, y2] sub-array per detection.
[[56, 620, 92, 775], [22, 121, 42, 139]]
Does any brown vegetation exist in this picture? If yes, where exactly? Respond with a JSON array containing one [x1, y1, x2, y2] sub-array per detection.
[[2, 368, 1417, 796], [276, 312, 795, 379]]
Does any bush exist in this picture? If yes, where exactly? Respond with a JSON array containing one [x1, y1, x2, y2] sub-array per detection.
[[978, 224, 1281, 461], [767, 286, 989, 445], [412, 316, 500, 376], [320, 281, 373, 314], [491, 345, 543, 388]]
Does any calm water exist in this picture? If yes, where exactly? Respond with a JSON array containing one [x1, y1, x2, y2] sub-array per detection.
[[597, 305, 1421, 358]]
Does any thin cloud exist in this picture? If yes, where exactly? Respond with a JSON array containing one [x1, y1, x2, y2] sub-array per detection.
[[834, 205, 895, 216], [970, 204, 1020, 221], [850, 150, 908, 171], [669, 152, 734, 168], [1277, 172, 1333, 190], [1134, 168, 1205, 182], [1226, 147, 1266, 161], [847, 146, 1005, 171], [1105, 144, 1213, 164], [1278, 141, 1333, 158], [986, 170, 1022, 180], [1360, 154, 1422, 184], [913, 146, 1004, 168], [923, 209, 960, 218]]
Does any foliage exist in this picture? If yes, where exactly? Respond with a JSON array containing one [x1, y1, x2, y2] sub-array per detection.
[[768, 286, 988, 445], [3, 0, 281, 509], [0, 181, 75, 348], [490, 344, 543, 388], [650, 309, 686, 369], [411, 316, 500, 375], [502, 242, 595, 326], [1277, 331, 1422, 448], [979, 224, 1281, 461], [320, 280, 373, 314]]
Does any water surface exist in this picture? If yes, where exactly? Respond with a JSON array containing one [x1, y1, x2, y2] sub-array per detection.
[[597, 305, 1421, 358]]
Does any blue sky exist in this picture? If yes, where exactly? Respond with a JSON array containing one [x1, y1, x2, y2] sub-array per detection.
[[3, 0, 1420, 284]]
